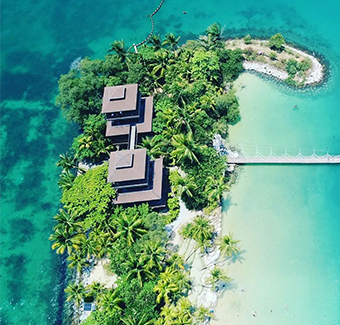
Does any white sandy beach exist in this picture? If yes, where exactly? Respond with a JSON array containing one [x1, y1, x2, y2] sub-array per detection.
[[170, 200, 225, 313], [86, 258, 117, 288]]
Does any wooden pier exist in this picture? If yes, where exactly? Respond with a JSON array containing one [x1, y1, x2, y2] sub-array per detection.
[[227, 153, 340, 164]]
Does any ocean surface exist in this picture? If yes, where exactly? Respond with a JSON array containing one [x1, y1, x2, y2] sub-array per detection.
[[1, 0, 339, 324]]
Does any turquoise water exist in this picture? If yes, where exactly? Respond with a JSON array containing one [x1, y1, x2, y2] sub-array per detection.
[[1, 0, 339, 324]]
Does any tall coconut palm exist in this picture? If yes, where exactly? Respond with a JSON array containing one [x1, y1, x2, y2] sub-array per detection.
[[49, 228, 85, 255], [86, 282, 106, 301], [141, 136, 167, 159], [205, 175, 230, 205], [114, 213, 147, 246], [81, 237, 97, 260], [147, 34, 162, 50], [67, 252, 90, 273], [97, 289, 123, 312], [139, 240, 165, 271], [65, 282, 85, 307], [162, 33, 181, 51], [205, 22, 224, 42], [56, 153, 78, 172], [78, 135, 92, 150], [154, 267, 190, 305], [171, 132, 201, 165], [216, 232, 241, 258], [108, 40, 129, 61], [95, 138, 114, 157], [58, 170, 76, 191], [151, 51, 173, 79], [166, 253, 185, 271], [172, 174, 196, 198], [89, 228, 112, 258], [124, 253, 155, 287], [206, 266, 231, 288], [190, 216, 214, 247], [53, 209, 83, 235]]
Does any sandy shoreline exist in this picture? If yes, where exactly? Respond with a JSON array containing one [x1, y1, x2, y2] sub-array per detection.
[[169, 201, 224, 317]]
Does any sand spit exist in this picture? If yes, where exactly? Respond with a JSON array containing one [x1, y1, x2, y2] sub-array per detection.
[[243, 45, 323, 85], [226, 39, 324, 86]]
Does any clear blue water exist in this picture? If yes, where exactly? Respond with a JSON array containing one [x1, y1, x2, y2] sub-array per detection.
[[1, 0, 339, 324]]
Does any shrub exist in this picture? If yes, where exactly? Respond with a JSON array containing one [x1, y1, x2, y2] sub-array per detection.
[[269, 52, 277, 60], [244, 34, 252, 44], [269, 33, 285, 51]]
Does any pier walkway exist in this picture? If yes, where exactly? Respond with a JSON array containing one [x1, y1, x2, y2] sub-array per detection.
[[216, 140, 340, 164], [227, 152, 340, 164]]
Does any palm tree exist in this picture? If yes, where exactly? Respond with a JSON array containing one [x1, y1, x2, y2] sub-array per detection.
[[114, 213, 147, 246], [49, 228, 85, 255], [67, 252, 90, 273], [170, 172, 196, 198], [89, 228, 113, 258], [166, 253, 185, 271], [154, 267, 190, 305], [65, 282, 85, 307], [151, 51, 173, 79], [190, 216, 214, 247], [193, 306, 214, 323], [81, 237, 96, 260], [124, 253, 155, 287], [56, 153, 78, 172], [108, 40, 129, 61], [206, 266, 231, 290], [147, 34, 162, 50], [78, 135, 92, 150], [58, 170, 76, 191], [139, 240, 165, 271], [205, 175, 230, 206], [205, 22, 223, 42], [141, 136, 167, 159], [162, 33, 181, 51], [94, 138, 114, 157], [216, 232, 241, 258], [53, 209, 83, 235], [97, 289, 123, 312], [86, 282, 106, 301], [171, 132, 201, 165]]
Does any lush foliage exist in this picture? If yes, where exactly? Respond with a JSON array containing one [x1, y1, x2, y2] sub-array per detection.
[[269, 33, 285, 51], [61, 164, 116, 228], [52, 22, 245, 324]]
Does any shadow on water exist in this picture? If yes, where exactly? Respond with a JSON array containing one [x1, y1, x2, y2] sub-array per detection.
[[224, 250, 247, 265], [222, 194, 238, 213]]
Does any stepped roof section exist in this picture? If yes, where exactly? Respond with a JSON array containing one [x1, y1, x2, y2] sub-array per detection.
[[102, 84, 153, 138], [108, 148, 147, 183], [102, 84, 139, 114], [107, 148, 164, 205]]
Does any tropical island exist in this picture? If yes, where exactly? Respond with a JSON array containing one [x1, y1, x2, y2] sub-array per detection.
[[50, 23, 324, 325]]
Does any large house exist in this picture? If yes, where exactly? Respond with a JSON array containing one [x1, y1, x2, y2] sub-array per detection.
[[101, 84, 167, 207], [102, 83, 153, 148]]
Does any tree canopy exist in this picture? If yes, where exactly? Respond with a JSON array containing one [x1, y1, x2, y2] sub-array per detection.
[[61, 164, 116, 228], [269, 33, 285, 51]]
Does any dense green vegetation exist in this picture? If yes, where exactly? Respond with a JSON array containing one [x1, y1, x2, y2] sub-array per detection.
[[269, 33, 285, 52], [51, 22, 244, 324]]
